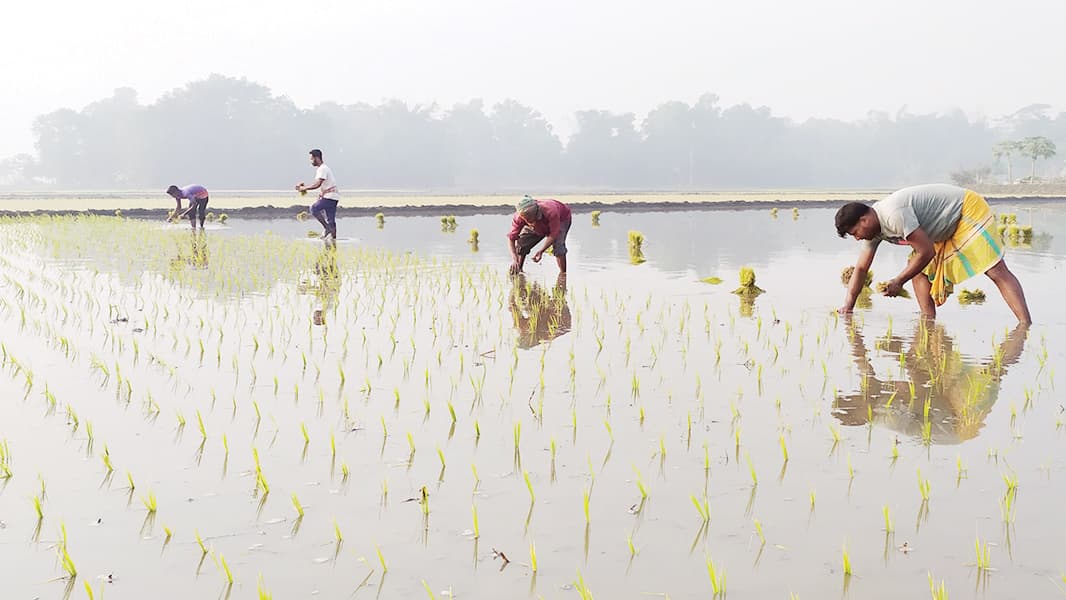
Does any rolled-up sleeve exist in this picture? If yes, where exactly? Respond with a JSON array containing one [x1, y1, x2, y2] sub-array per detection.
[[507, 214, 524, 241]]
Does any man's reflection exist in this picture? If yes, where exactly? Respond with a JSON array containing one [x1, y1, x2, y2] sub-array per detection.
[[189, 231, 209, 269], [298, 240, 341, 326], [509, 273, 571, 348], [169, 230, 210, 271], [835, 318, 1029, 444]]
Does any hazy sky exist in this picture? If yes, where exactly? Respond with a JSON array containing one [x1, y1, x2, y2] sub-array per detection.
[[3, 0, 1063, 158]]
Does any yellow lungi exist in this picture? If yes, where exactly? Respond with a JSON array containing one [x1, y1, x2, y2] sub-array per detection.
[[924, 190, 1003, 306]]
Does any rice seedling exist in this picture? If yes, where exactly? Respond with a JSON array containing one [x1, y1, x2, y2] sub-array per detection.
[[842, 543, 853, 576], [974, 536, 992, 570], [256, 469, 270, 494], [732, 266, 765, 297], [628, 231, 647, 264], [883, 505, 893, 533], [143, 491, 158, 513], [375, 544, 388, 572], [1003, 472, 1019, 497], [706, 554, 726, 596], [692, 494, 710, 523], [524, 470, 535, 502], [917, 469, 931, 501], [102, 446, 114, 473], [258, 575, 273, 600], [574, 571, 594, 600], [753, 519, 766, 545], [219, 553, 234, 585], [928, 572, 948, 600], [292, 493, 305, 518], [59, 542, 77, 577], [634, 467, 649, 500], [529, 541, 538, 572], [583, 488, 591, 523]]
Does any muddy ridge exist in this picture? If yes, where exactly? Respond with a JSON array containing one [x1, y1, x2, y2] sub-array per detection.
[[3, 194, 1065, 219]]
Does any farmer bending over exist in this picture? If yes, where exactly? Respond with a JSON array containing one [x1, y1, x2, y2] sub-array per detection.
[[836, 183, 1031, 324], [166, 184, 209, 229], [507, 195, 572, 275]]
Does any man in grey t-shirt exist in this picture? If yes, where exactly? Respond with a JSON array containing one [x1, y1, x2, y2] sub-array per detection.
[[835, 184, 1031, 324]]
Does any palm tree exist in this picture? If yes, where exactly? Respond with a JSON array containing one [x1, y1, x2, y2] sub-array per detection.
[[993, 140, 1020, 184], [1017, 136, 1058, 182]]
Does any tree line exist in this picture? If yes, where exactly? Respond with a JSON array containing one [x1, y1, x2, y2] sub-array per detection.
[[1, 74, 1064, 191]]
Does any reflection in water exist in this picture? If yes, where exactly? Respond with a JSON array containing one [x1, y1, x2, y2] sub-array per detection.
[[170, 230, 210, 270], [835, 319, 1029, 444], [509, 273, 571, 349], [298, 241, 341, 326]]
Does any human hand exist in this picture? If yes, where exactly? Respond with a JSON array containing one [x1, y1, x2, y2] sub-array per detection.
[[881, 279, 904, 297], [295, 183, 305, 192], [531, 251, 543, 263], [509, 262, 522, 275]]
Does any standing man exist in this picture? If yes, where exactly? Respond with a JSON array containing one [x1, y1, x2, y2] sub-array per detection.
[[295, 149, 340, 240], [166, 184, 209, 229], [836, 183, 1031, 324], [507, 195, 572, 275]]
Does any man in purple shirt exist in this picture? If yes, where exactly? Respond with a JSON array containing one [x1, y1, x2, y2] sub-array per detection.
[[166, 184, 210, 229], [507, 195, 572, 275]]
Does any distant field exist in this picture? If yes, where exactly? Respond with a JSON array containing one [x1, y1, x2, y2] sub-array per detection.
[[0, 189, 1062, 214]]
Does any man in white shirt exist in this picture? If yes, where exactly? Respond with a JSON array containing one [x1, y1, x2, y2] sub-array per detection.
[[295, 149, 340, 240], [836, 183, 1030, 324]]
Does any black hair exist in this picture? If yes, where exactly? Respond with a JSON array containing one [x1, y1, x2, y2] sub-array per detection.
[[166, 185, 180, 195], [835, 202, 872, 238], [309, 149, 323, 159]]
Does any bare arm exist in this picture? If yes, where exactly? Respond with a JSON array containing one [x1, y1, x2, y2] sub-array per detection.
[[532, 235, 556, 261], [892, 227, 936, 285], [508, 239, 520, 263], [298, 178, 327, 192], [840, 244, 877, 313]]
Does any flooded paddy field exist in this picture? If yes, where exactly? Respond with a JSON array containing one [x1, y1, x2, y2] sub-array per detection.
[[1, 203, 1065, 599]]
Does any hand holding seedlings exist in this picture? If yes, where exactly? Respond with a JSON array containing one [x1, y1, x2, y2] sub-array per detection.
[[877, 279, 904, 297]]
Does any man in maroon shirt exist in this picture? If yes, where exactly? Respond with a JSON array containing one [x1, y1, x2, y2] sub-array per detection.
[[507, 195, 572, 275]]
